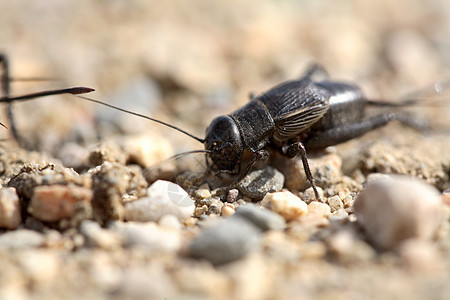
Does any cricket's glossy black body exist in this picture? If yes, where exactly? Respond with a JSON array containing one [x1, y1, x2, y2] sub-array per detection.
[[303, 81, 367, 149], [203, 65, 423, 201], [309, 81, 365, 134]]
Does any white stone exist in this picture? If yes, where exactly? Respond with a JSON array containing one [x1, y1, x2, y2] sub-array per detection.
[[125, 180, 194, 222], [354, 175, 444, 250], [262, 191, 308, 221]]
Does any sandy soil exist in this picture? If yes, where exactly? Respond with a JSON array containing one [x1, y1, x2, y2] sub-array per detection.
[[0, 1, 449, 299]]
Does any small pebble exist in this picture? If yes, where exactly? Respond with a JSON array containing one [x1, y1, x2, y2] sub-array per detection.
[[183, 217, 198, 227], [329, 208, 349, 221], [235, 204, 286, 231], [354, 175, 444, 250], [341, 194, 354, 208], [28, 185, 92, 222], [237, 167, 285, 201], [195, 189, 211, 199], [236, 199, 246, 206], [111, 221, 181, 252], [442, 189, 450, 206], [88, 142, 127, 166], [294, 201, 331, 228], [125, 180, 194, 222], [262, 191, 308, 221], [220, 253, 273, 300], [227, 189, 239, 203], [0, 229, 45, 249], [0, 187, 21, 229], [18, 250, 60, 283], [398, 238, 442, 272], [194, 205, 208, 218], [307, 201, 331, 217], [91, 162, 130, 224], [120, 134, 174, 168], [221, 205, 235, 217], [189, 217, 261, 265], [302, 186, 324, 203], [326, 230, 376, 264], [327, 195, 344, 212], [207, 201, 223, 215], [198, 198, 212, 206], [158, 214, 182, 230], [80, 220, 122, 249]]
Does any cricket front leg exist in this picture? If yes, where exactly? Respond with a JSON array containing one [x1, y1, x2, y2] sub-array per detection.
[[212, 149, 269, 200], [229, 149, 269, 189]]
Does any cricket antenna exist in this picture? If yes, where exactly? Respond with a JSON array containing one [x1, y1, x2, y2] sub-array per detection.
[[159, 149, 212, 163], [0, 87, 95, 102], [76, 95, 206, 143]]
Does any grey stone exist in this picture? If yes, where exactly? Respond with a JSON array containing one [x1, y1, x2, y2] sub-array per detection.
[[125, 180, 195, 222], [189, 217, 261, 265], [235, 204, 286, 231], [354, 175, 444, 250], [237, 167, 284, 201]]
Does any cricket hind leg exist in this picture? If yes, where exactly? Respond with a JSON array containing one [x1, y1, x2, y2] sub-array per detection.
[[304, 113, 429, 150], [281, 140, 323, 202]]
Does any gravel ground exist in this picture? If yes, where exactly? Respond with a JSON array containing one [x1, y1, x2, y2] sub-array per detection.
[[0, 1, 450, 299]]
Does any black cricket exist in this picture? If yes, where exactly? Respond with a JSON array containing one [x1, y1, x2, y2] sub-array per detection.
[[201, 64, 426, 201], [1, 56, 428, 202]]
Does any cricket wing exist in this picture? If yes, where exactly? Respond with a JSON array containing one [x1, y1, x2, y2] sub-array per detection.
[[258, 78, 330, 141]]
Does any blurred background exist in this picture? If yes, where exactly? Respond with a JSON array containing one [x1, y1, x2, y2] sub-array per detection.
[[1, 0, 449, 158]]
